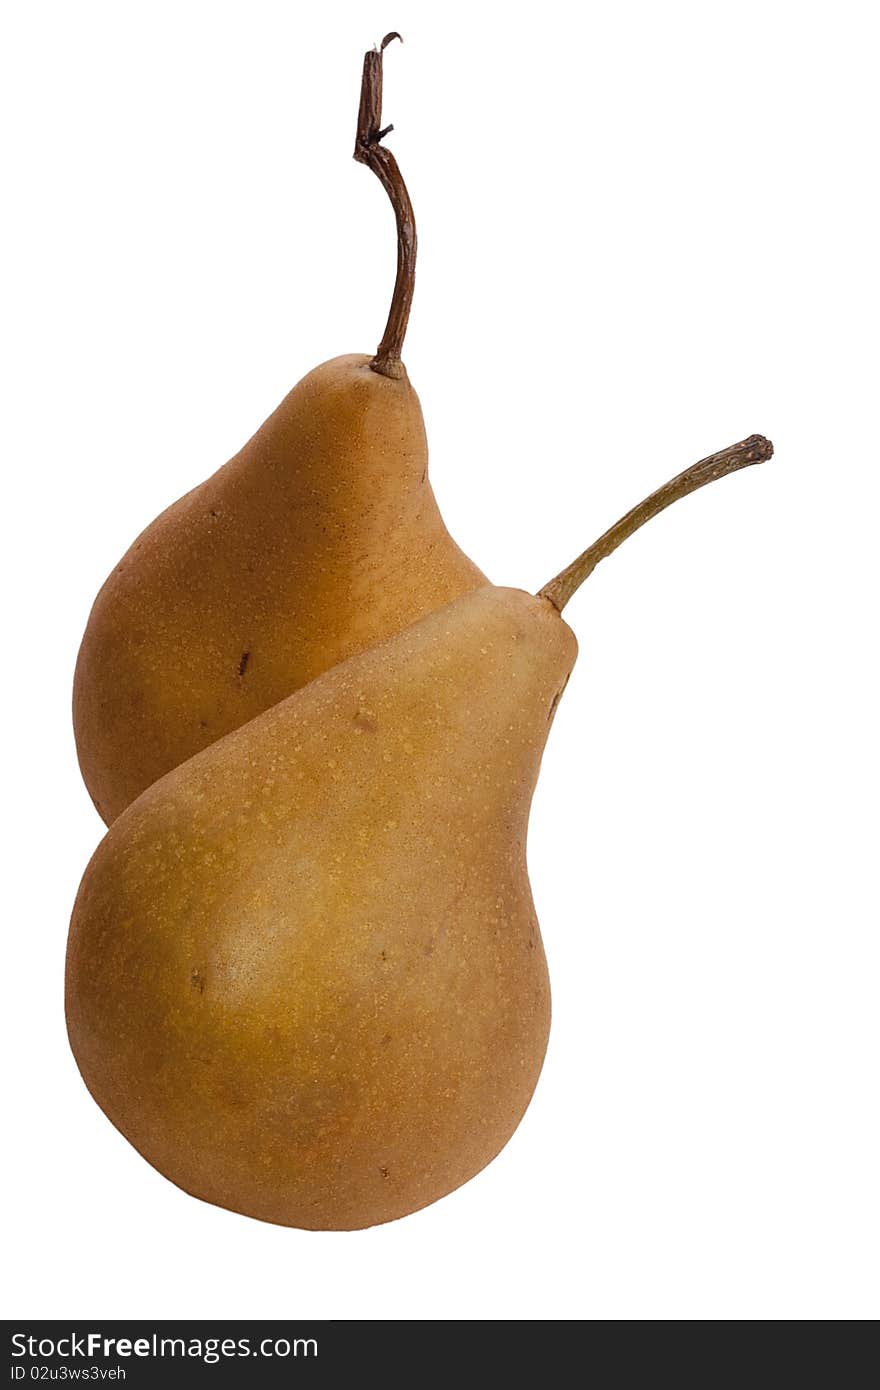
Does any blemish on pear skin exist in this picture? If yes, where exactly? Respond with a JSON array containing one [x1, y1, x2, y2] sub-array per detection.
[[238, 651, 251, 677], [547, 676, 570, 722], [354, 706, 378, 732], [191, 969, 206, 994], [379, 1166, 390, 1179]]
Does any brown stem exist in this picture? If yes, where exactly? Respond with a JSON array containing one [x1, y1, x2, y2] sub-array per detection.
[[354, 33, 416, 380], [538, 435, 774, 611]]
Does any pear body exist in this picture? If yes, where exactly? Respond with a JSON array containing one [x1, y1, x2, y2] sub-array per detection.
[[73, 354, 485, 823], [66, 587, 577, 1230]]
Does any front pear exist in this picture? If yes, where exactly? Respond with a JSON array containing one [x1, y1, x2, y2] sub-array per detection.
[[66, 588, 577, 1230]]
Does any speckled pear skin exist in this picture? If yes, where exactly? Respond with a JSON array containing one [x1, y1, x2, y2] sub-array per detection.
[[73, 354, 485, 825], [66, 586, 577, 1231]]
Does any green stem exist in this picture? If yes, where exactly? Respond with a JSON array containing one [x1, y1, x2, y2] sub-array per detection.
[[539, 435, 774, 611]]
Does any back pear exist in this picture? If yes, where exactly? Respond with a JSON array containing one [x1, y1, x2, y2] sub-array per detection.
[[73, 37, 484, 823]]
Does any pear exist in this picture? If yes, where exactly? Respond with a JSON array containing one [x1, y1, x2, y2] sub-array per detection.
[[73, 35, 484, 825], [66, 435, 772, 1230]]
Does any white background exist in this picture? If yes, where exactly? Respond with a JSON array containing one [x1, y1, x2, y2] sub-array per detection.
[[2, 0, 877, 1321]]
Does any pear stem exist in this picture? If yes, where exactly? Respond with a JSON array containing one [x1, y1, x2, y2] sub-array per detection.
[[538, 434, 774, 611], [354, 33, 416, 380]]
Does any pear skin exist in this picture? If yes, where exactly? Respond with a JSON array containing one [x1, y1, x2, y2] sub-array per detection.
[[66, 588, 576, 1230], [74, 354, 485, 824]]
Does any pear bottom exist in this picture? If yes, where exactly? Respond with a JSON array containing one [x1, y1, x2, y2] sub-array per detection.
[[68, 946, 550, 1232]]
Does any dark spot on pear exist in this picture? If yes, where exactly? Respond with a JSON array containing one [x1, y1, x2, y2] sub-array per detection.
[[238, 651, 250, 677], [548, 675, 570, 722]]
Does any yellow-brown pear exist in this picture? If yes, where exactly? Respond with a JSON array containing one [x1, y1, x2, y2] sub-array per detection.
[[66, 436, 772, 1230], [73, 37, 484, 824], [74, 356, 483, 823], [67, 586, 576, 1230]]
